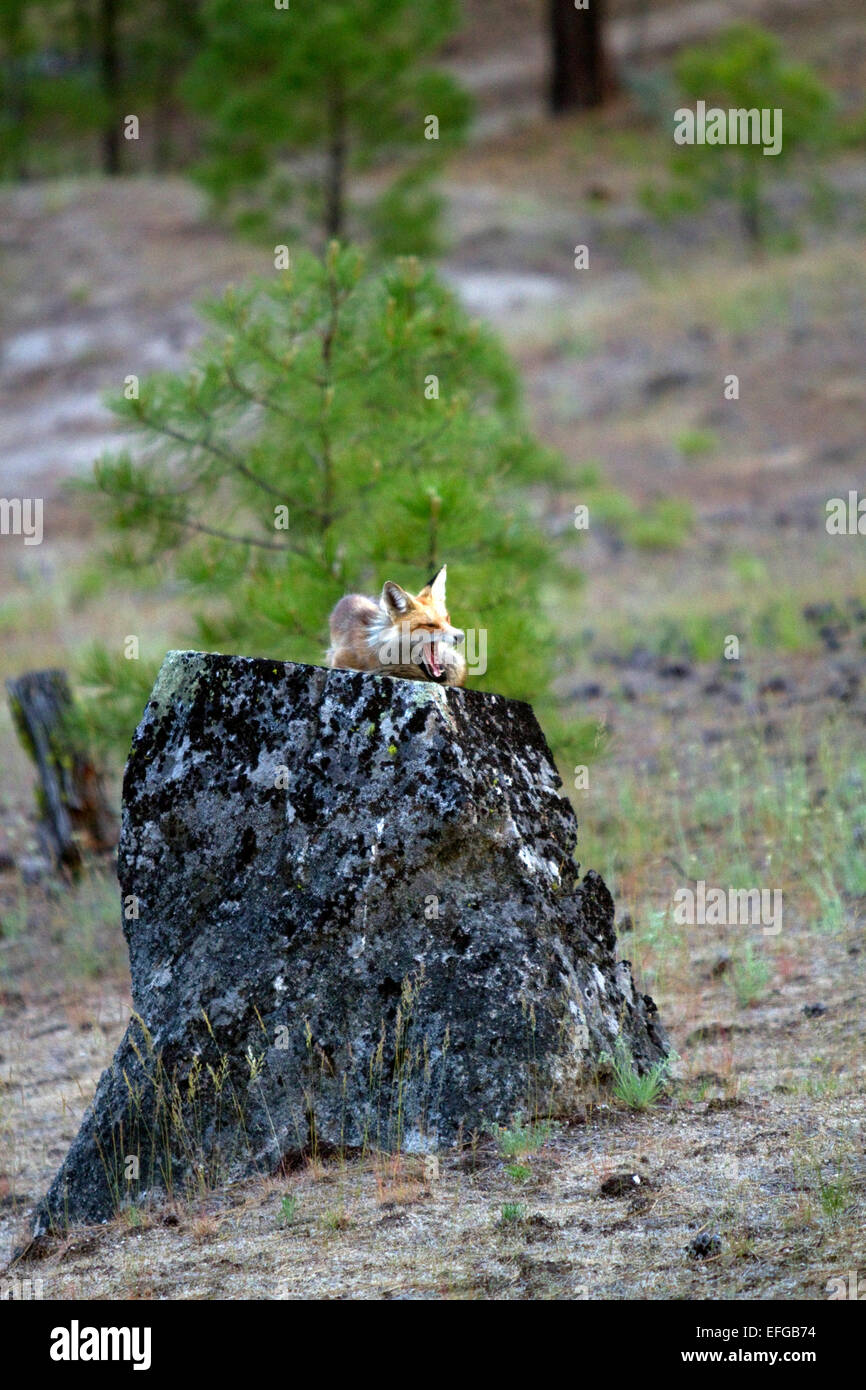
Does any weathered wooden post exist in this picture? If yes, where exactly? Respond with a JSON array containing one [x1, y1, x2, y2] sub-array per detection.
[[6, 669, 117, 872]]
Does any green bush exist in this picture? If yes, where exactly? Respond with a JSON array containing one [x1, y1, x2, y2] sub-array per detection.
[[644, 24, 835, 249]]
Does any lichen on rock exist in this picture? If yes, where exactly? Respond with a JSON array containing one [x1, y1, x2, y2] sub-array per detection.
[[33, 650, 667, 1232]]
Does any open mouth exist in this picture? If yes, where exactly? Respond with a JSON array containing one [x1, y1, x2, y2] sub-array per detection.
[[420, 642, 446, 681]]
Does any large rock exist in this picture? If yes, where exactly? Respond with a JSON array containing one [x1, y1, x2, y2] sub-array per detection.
[[33, 651, 667, 1231]]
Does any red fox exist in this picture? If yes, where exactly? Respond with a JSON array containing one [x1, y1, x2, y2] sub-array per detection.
[[327, 565, 467, 686]]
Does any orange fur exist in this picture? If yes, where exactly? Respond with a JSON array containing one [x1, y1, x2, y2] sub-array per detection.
[[327, 565, 467, 687]]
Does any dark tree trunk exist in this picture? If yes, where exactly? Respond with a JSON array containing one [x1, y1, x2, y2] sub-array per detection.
[[151, 0, 199, 172], [151, 88, 172, 171], [3, 6, 31, 179], [739, 169, 763, 251], [325, 83, 347, 240], [98, 0, 122, 174], [6, 670, 118, 872], [549, 0, 612, 114], [72, 0, 91, 64]]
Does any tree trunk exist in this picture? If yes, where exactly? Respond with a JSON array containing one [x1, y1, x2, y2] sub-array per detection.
[[98, 0, 122, 174], [325, 83, 347, 240], [739, 168, 763, 251], [72, 0, 91, 64], [6, 670, 118, 872], [549, 0, 612, 114], [152, 87, 172, 172], [2, 4, 31, 180]]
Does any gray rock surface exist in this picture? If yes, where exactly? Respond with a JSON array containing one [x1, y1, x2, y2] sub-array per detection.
[[33, 650, 667, 1231]]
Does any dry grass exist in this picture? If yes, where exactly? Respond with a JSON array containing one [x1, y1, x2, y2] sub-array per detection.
[[3, 1087, 864, 1299], [2, 703, 864, 1298]]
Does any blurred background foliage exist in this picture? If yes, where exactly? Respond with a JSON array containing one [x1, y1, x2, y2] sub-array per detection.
[[0, 0, 472, 253], [0, 0, 864, 777], [183, 0, 472, 253], [643, 23, 837, 249]]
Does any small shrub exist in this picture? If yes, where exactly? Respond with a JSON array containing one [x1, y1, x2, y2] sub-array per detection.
[[644, 24, 835, 249], [323, 1207, 351, 1232], [676, 428, 719, 460], [279, 1194, 299, 1227], [817, 1173, 852, 1222], [604, 1036, 673, 1110], [731, 941, 771, 1007], [494, 1120, 551, 1159], [498, 1203, 526, 1226]]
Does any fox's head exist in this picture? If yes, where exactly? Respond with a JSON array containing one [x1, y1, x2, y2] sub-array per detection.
[[377, 565, 466, 685]]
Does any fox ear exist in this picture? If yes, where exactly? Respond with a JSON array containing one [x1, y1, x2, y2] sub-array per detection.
[[427, 565, 447, 606], [381, 581, 413, 617]]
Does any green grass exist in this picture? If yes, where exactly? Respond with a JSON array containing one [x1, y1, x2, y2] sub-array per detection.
[[546, 713, 610, 783], [731, 942, 772, 1008], [605, 1036, 673, 1111], [0, 888, 29, 941], [494, 1120, 552, 1160], [671, 726, 864, 912], [752, 599, 815, 653], [817, 1175, 852, 1221], [729, 553, 769, 586], [0, 870, 126, 971], [628, 498, 695, 551], [610, 592, 818, 665], [580, 717, 865, 1016], [62, 870, 124, 977], [675, 428, 719, 460], [582, 486, 695, 552], [279, 1194, 299, 1227], [322, 1207, 350, 1232], [707, 278, 793, 336], [497, 1202, 526, 1226]]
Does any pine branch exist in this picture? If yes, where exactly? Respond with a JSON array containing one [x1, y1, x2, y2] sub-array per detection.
[[97, 475, 298, 554], [141, 406, 291, 506]]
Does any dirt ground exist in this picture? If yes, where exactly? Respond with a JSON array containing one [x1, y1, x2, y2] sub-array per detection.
[[1, 0, 865, 1298], [1, 879, 863, 1299]]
